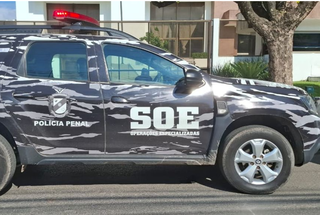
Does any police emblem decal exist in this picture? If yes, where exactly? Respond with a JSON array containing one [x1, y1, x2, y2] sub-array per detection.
[[49, 87, 70, 118], [52, 97, 67, 115]]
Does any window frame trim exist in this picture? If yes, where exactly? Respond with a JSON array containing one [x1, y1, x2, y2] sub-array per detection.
[[17, 40, 91, 83]]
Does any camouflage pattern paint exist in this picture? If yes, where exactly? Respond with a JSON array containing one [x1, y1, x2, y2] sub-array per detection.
[[0, 33, 318, 165]]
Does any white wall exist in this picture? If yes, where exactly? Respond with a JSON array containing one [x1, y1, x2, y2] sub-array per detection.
[[122, 1, 148, 21], [296, 19, 320, 32], [203, 2, 211, 52], [293, 52, 320, 81], [145, 2, 150, 21], [99, 1, 149, 21], [99, 1, 149, 39], [16, 1, 46, 21], [212, 19, 220, 66], [204, 2, 211, 20], [99, 2, 111, 22], [212, 56, 234, 67], [213, 54, 319, 82]]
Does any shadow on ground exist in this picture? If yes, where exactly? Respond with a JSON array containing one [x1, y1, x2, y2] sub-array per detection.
[[311, 153, 320, 165], [5, 153, 320, 195], [9, 164, 236, 194]]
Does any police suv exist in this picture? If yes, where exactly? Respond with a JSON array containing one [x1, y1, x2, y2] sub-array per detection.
[[0, 11, 319, 194]]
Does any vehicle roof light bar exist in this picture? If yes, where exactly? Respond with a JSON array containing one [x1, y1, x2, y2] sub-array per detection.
[[53, 10, 100, 27]]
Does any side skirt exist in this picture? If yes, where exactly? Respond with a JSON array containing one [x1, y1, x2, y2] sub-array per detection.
[[17, 145, 215, 165]]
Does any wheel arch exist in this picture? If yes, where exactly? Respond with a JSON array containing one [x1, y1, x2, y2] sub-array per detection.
[[217, 115, 304, 166], [0, 121, 20, 165]]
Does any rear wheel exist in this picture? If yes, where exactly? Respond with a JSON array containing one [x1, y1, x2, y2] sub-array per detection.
[[0, 135, 16, 193], [219, 125, 294, 194]]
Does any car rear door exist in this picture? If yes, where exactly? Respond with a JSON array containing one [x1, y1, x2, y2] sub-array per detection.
[[97, 43, 214, 155], [1, 36, 105, 155]]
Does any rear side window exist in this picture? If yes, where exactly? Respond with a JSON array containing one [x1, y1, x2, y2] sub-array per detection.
[[24, 42, 88, 81]]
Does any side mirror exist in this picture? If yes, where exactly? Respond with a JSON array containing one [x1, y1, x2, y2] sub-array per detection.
[[186, 69, 203, 86], [174, 69, 203, 94]]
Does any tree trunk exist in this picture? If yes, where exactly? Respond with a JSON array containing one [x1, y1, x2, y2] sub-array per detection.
[[266, 31, 294, 85]]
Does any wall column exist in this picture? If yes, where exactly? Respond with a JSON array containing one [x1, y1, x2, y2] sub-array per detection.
[[212, 18, 220, 67], [255, 33, 262, 56], [204, 2, 212, 52]]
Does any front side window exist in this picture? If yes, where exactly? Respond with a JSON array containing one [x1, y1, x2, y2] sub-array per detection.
[[103, 44, 184, 85], [25, 42, 88, 81]]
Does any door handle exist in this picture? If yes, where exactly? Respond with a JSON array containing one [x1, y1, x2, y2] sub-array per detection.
[[111, 96, 129, 104], [12, 91, 47, 100], [12, 92, 34, 99]]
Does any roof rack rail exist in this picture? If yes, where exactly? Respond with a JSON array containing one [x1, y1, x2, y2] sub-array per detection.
[[0, 24, 139, 41]]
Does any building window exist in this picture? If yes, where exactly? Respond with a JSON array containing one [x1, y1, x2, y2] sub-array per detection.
[[151, 2, 204, 20], [150, 2, 205, 58], [237, 34, 255, 56], [293, 33, 320, 51]]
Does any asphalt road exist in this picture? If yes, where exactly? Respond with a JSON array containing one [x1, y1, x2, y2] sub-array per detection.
[[1, 155, 320, 215]]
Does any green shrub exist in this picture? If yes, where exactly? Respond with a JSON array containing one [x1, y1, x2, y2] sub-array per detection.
[[293, 81, 320, 97], [140, 27, 169, 51], [212, 63, 238, 77], [192, 52, 208, 59], [212, 58, 270, 81], [231, 59, 270, 80]]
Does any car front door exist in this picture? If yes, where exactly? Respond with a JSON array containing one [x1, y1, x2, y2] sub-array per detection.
[[2, 39, 105, 155], [98, 43, 214, 155]]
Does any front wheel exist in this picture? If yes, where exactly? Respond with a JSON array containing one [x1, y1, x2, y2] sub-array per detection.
[[219, 125, 294, 194], [0, 135, 16, 194]]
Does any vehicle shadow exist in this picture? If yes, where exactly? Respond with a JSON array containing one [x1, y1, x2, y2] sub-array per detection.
[[8, 152, 320, 195], [9, 164, 236, 193], [311, 153, 320, 165]]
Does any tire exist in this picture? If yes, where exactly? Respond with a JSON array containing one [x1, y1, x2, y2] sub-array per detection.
[[218, 125, 294, 194], [0, 135, 16, 193]]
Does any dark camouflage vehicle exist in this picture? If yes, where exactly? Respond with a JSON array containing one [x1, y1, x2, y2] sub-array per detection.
[[0, 11, 319, 194]]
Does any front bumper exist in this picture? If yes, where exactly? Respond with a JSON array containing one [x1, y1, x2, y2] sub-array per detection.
[[304, 137, 320, 164]]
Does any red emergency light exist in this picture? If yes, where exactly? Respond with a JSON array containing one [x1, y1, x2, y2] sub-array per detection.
[[53, 10, 99, 27]]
